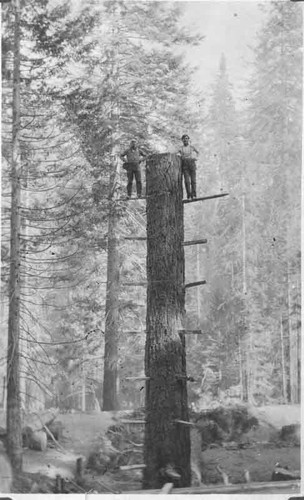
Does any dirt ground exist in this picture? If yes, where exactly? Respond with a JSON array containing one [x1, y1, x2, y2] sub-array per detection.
[[201, 444, 300, 484], [14, 405, 301, 493], [22, 411, 116, 478]]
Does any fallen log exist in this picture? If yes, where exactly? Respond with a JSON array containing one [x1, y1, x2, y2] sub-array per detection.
[[23, 408, 59, 433], [22, 408, 60, 449], [125, 479, 300, 494]]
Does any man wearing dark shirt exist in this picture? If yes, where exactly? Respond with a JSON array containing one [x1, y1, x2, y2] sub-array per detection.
[[120, 139, 146, 198]]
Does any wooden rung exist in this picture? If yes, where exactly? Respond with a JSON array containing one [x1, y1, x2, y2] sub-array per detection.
[[125, 377, 150, 381], [183, 193, 229, 204], [183, 239, 207, 246], [123, 282, 147, 286], [114, 197, 147, 202], [124, 329, 202, 335], [121, 420, 146, 424], [185, 280, 206, 288], [124, 330, 145, 334], [174, 419, 195, 426], [179, 329, 202, 334], [120, 464, 146, 471], [176, 375, 196, 382], [124, 236, 147, 240]]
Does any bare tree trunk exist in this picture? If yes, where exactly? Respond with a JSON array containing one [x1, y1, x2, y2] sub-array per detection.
[[238, 334, 243, 401], [20, 167, 29, 411], [6, 0, 23, 471], [296, 279, 301, 403], [241, 194, 248, 402], [287, 262, 298, 403], [280, 315, 287, 403], [102, 168, 120, 411], [143, 153, 191, 489], [102, 1, 122, 411]]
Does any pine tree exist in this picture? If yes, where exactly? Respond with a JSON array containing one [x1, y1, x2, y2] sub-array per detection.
[[245, 0, 302, 402], [6, 0, 23, 471], [187, 55, 246, 399]]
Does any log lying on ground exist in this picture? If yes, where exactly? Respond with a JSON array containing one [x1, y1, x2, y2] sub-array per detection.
[[22, 408, 59, 433], [22, 408, 60, 449], [126, 479, 300, 494]]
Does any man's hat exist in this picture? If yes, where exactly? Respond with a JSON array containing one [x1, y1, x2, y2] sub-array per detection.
[[181, 134, 190, 140]]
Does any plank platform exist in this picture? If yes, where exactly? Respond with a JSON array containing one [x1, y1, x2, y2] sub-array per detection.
[[183, 238, 207, 246], [124, 236, 147, 240], [124, 329, 203, 335], [183, 193, 229, 204], [124, 238, 208, 245], [185, 280, 206, 289]]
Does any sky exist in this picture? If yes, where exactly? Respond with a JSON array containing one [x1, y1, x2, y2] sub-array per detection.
[[179, 1, 267, 107]]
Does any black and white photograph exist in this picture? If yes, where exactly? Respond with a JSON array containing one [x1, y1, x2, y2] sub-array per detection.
[[0, 0, 302, 496]]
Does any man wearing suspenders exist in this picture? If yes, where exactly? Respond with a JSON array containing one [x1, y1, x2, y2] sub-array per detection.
[[120, 139, 146, 199], [178, 134, 199, 199]]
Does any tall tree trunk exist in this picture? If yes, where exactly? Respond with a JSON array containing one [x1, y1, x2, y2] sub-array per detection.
[[241, 194, 248, 402], [296, 279, 301, 403], [20, 167, 29, 411], [6, 0, 23, 471], [102, 168, 120, 410], [280, 315, 287, 403], [196, 246, 201, 325], [287, 262, 298, 403], [102, 1, 121, 411], [143, 153, 191, 489]]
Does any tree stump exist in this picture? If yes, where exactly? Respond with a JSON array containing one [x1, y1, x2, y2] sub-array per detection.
[[0, 443, 12, 493], [28, 430, 47, 451], [143, 153, 191, 489]]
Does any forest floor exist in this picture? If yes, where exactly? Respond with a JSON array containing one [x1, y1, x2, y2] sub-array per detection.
[[13, 404, 301, 493]]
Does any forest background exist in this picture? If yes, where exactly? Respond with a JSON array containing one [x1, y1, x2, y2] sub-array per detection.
[[1, 0, 302, 415]]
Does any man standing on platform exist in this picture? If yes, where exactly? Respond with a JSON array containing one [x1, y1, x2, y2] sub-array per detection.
[[178, 134, 199, 199], [120, 139, 146, 199]]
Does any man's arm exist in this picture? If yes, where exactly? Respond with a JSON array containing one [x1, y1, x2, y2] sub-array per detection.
[[120, 149, 128, 161], [192, 145, 199, 155], [139, 150, 146, 162]]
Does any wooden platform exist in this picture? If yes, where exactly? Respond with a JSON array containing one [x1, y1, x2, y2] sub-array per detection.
[[183, 193, 229, 204]]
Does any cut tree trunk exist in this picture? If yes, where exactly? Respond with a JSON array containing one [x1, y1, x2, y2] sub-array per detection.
[[6, 0, 23, 472], [27, 430, 47, 451], [143, 153, 191, 489]]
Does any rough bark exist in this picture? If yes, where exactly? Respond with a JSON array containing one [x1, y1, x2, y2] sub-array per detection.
[[102, 171, 120, 411], [287, 263, 299, 403], [143, 153, 191, 489], [6, 0, 23, 472]]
